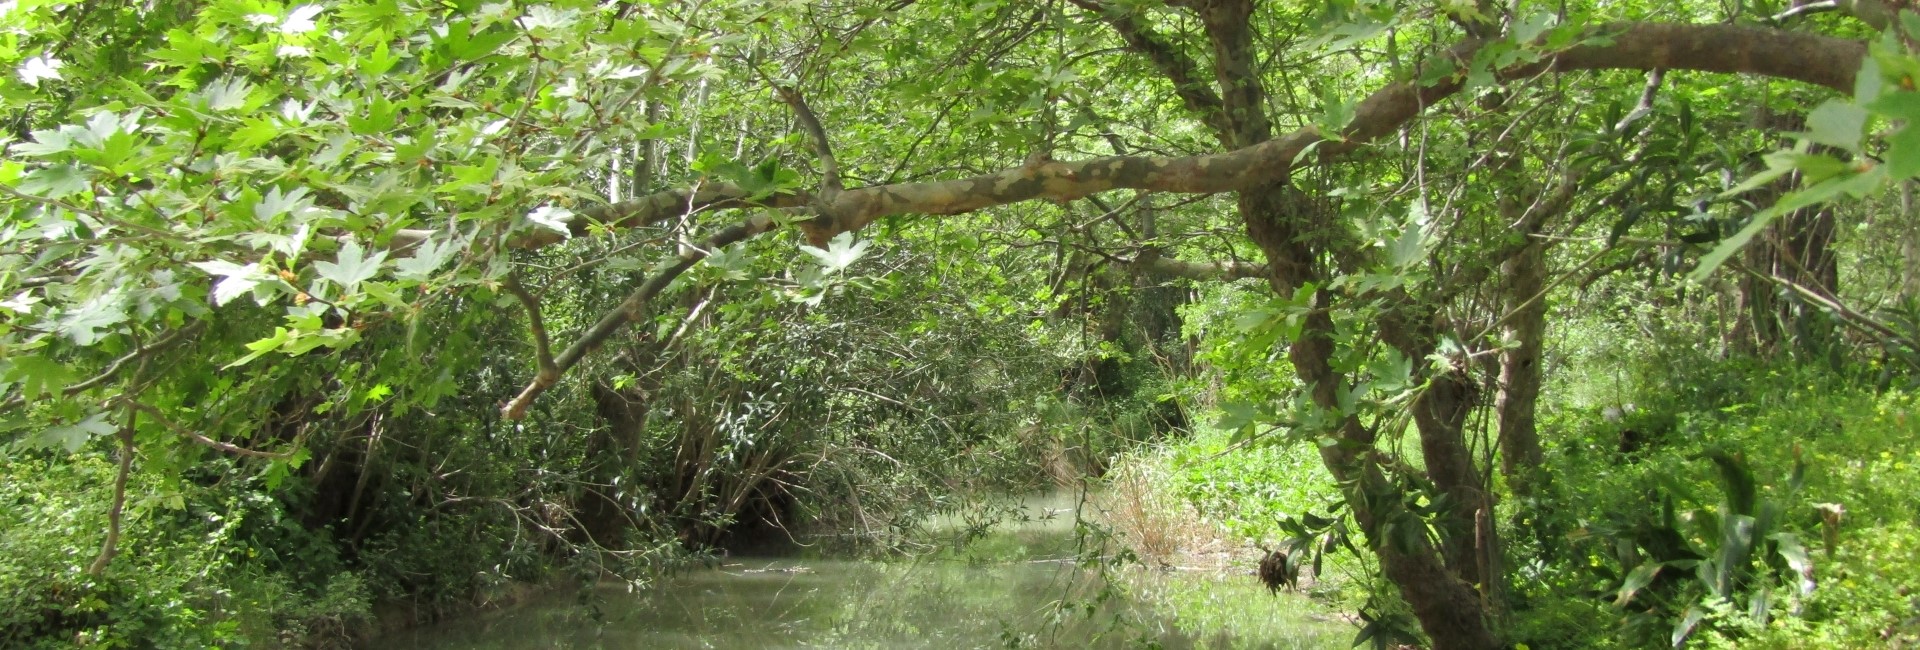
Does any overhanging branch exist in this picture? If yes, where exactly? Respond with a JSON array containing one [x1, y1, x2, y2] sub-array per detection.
[[499, 21, 1866, 418]]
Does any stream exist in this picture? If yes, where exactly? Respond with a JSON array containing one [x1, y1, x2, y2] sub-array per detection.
[[367, 494, 1350, 649]]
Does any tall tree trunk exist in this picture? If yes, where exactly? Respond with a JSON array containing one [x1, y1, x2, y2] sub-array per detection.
[[1497, 240, 1548, 492], [1734, 200, 1839, 356], [1244, 183, 1500, 650], [584, 378, 649, 546], [1900, 182, 1920, 302], [1410, 369, 1491, 591]]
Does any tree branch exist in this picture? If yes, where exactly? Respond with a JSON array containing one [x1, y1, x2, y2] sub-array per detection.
[[87, 405, 134, 577], [778, 85, 842, 195], [496, 21, 1865, 416], [0, 321, 206, 413], [1186, 0, 1272, 146], [778, 85, 847, 246], [502, 272, 558, 384], [1129, 255, 1269, 280], [1068, 0, 1235, 146], [502, 213, 779, 419], [124, 399, 296, 459]]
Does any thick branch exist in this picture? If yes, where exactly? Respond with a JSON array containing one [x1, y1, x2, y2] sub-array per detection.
[[387, 183, 810, 250], [779, 86, 842, 195], [1069, 0, 1235, 146], [502, 272, 558, 383], [1188, 0, 1272, 146], [500, 21, 1865, 416]]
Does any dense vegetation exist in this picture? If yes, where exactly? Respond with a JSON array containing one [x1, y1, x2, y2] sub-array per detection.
[[5, 0, 1920, 647]]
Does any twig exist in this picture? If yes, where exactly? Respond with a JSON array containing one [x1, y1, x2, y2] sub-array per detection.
[[123, 400, 295, 459], [501, 214, 778, 420], [0, 321, 206, 413], [87, 404, 135, 577]]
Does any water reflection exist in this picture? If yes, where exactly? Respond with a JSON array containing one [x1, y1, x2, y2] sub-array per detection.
[[368, 495, 1348, 649]]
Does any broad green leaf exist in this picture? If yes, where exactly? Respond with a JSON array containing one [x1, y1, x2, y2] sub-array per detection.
[[1774, 533, 1816, 597], [526, 205, 575, 237], [3, 355, 74, 398], [56, 292, 127, 345], [1673, 605, 1707, 648], [226, 327, 291, 368], [1215, 400, 1257, 432], [17, 164, 89, 198], [1803, 100, 1867, 152], [1692, 170, 1878, 281], [1614, 561, 1662, 606], [12, 128, 71, 156], [192, 260, 264, 307], [36, 411, 114, 453], [394, 236, 458, 281], [315, 241, 386, 290], [1857, 56, 1884, 104], [15, 54, 62, 87]]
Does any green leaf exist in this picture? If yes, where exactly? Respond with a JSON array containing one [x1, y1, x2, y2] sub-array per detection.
[[229, 118, 282, 151], [1857, 56, 1884, 105], [12, 129, 72, 157], [394, 235, 458, 282], [37, 411, 115, 453], [56, 292, 128, 345], [1692, 171, 1875, 281], [192, 260, 264, 307], [1803, 99, 1867, 152], [17, 164, 90, 198], [3, 355, 75, 398], [1774, 533, 1816, 597], [226, 327, 291, 368], [315, 241, 386, 290], [1215, 400, 1257, 432], [1673, 605, 1707, 648], [198, 76, 253, 112], [525, 205, 574, 237], [1614, 561, 1662, 607]]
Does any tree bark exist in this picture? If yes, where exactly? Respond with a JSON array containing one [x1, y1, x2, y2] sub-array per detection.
[[1497, 241, 1548, 491], [1243, 183, 1501, 650]]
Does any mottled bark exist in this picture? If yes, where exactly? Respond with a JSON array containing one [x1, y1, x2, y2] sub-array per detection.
[[1496, 241, 1548, 488], [1410, 369, 1490, 589]]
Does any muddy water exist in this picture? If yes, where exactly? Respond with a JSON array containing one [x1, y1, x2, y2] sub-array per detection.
[[367, 494, 1349, 649]]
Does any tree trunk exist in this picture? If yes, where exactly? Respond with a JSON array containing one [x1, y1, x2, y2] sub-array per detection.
[[584, 379, 648, 546], [1410, 368, 1491, 591], [1497, 240, 1548, 492], [1243, 182, 1500, 650]]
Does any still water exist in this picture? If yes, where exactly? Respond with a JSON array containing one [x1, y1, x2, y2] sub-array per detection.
[[368, 495, 1349, 649]]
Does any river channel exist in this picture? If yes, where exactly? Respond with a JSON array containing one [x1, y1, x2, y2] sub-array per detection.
[[367, 494, 1350, 649]]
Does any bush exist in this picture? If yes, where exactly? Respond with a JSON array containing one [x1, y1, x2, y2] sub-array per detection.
[[0, 454, 371, 648]]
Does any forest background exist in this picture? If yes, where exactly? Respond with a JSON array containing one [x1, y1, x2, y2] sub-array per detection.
[[4, 0, 1920, 648]]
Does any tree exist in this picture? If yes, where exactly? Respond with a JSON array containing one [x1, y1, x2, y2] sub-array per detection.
[[4, 0, 1916, 647]]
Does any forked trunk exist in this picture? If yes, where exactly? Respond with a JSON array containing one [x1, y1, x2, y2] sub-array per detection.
[[1242, 183, 1500, 650]]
